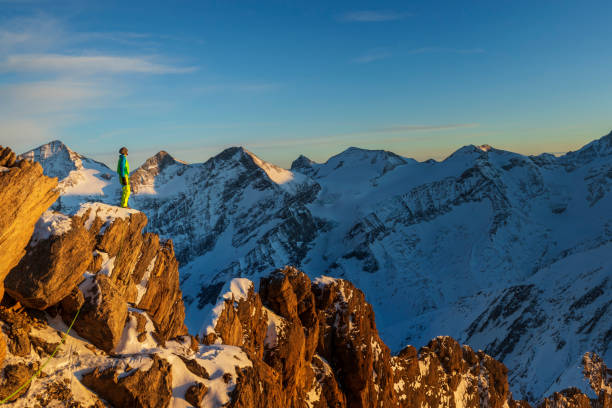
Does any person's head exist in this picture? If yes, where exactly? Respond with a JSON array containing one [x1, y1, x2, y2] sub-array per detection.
[[119, 147, 128, 156]]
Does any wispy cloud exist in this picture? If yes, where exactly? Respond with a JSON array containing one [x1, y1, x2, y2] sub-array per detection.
[[240, 124, 480, 150], [407, 47, 485, 55], [352, 48, 392, 64], [0, 13, 200, 152], [0, 80, 109, 114], [195, 82, 281, 94], [370, 124, 479, 133], [0, 54, 197, 75], [341, 10, 411, 22]]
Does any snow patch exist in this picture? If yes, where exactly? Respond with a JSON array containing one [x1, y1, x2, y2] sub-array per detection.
[[30, 210, 73, 246], [75, 202, 139, 233], [135, 256, 157, 304], [200, 278, 254, 336], [313, 275, 338, 288]]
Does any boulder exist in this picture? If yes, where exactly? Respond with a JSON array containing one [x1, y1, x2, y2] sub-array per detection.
[[81, 354, 173, 408], [185, 382, 208, 407], [0, 147, 58, 299], [0, 362, 39, 403], [5, 211, 94, 309], [61, 274, 127, 353]]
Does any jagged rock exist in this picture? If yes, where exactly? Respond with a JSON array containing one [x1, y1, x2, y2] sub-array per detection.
[[538, 388, 592, 408], [583, 352, 612, 398], [184, 382, 208, 407], [81, 354, 173, 408], [0, 306, 32, 357], [313, 277, 397, 408], [310, 354, 347, 408], [0, 147, 58, 299], [61, 274, 127, 353], [391, 336, 530, 408], [179, 355, 210, 379], [5, 211, 94, 309], [136, 239, 187, 343], [84, 204, 147, 299], [201, 279, 268, 359], [229, 357, 287, 408], [0, 146, 16, 167]]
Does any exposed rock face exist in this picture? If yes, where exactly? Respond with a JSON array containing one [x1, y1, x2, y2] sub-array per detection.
[[538, 388, 593, 408], [5, 211, 94, 309], [5, 201, 187, 352], [391, 337, 518, 408], [81, 354, 173, 408], [0, 146, 58, 300], [312, 276, 396, 408], [205, 267, 532, 408], [129, 150, 187, 194], [136, 239, 188, 343], [62, 274, 128, 353]]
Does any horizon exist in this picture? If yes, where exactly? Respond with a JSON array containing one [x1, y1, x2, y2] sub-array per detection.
[[3, 1, 612, 168], [22, 128, 611, 170]]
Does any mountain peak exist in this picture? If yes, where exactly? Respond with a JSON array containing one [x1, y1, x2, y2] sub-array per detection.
[[19, 140, 81, 180], [140, 150, 186, 170], [290, 154, 316, 174]]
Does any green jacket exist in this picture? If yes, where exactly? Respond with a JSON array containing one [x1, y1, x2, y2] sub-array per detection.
[[117, 154, 129, 177]]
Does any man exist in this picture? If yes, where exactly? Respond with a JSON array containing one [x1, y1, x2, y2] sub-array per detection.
[[117, 147, 130, 208]]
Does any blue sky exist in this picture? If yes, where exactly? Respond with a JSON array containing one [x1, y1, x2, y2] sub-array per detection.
[[1, 0, 612, 168]]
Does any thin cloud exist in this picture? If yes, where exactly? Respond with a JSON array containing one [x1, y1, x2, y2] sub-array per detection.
[[341, 11, 411, 22], [0, 80, 109, 115], [238, 124, 480, 149], [352, 49, 391, 64], [0, 54, 197, 75], [408, 47, 485, 55], [373, 124, 479, 133], [194, 82, 281, 94]]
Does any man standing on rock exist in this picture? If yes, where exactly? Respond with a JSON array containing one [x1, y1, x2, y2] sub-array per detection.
[[117, 147, 130, 208]]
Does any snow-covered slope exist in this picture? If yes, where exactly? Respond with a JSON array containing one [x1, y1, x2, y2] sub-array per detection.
[[19, 140, 119, 211], [20, 131, 612, 401]]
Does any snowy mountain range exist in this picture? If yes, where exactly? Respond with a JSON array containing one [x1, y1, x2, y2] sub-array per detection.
[[18, 131, 612, 401]]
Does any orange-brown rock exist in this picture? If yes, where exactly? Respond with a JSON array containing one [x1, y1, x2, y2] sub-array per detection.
[[229, 357, 288, 408], [391, 336, 522, 408], [61, 274, 127, 353], [313, 276, 397, 408], [136, 239, 188, 343], [0, 361, 39, 403], [207, 268, 537, 408], [5, 211, 94, 309], [0, 147, 58, 300], [537, 388, 592, 408], [81, 354, 173, 408], [185, 382, 208, 407], [201, 282, 268, 359]]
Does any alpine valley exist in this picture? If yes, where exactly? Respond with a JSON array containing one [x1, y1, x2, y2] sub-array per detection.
[[6, 130, 612, 406]]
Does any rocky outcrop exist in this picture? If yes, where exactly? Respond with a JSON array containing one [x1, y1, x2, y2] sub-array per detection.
[[391, 337, 522, 408], [81, 354, 173, 408], [0, 146, 58, 300], [61, 274, 127, 353], [204, 267, 532, 408], [4, 201, 187, 353], [136, 239, 188, 343], [5, 210, 94, 309]]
